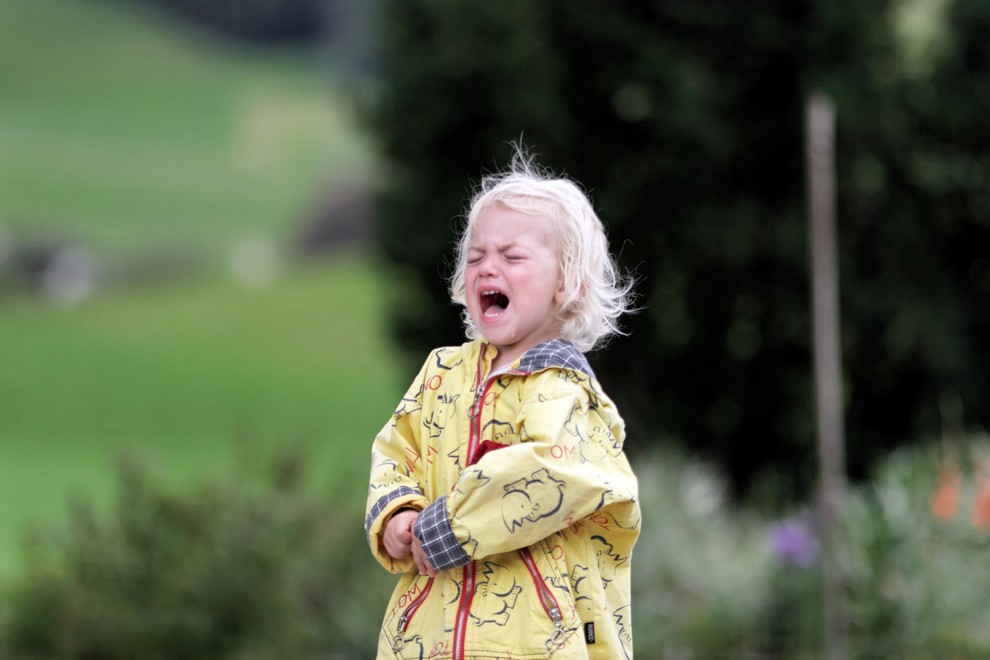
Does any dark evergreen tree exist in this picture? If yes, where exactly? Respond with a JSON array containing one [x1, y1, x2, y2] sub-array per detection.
[[368, 0, 990, 501]]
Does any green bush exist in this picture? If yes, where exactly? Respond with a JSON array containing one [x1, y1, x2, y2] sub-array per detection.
[[631, 452, 778, 657], [0, 446, 390, 660], [841, 440, 990, 658], [7, 442, 990, 658], [632, 441, 990, 658]]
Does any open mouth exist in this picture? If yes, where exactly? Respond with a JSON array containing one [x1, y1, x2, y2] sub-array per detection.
[[480, 289, 510, 318]]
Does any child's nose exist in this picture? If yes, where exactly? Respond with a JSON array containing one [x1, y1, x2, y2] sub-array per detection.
[[478, 254, 499, 276]]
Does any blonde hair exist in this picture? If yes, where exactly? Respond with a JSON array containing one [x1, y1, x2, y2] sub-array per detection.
[[449, 148, 635, 353]]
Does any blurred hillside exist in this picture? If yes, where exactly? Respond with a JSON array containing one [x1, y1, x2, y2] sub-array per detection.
[[0, 0, 392, 579], [0, 0, 372, 292]]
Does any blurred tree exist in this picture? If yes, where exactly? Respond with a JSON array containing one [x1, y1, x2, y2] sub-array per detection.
[[367, 0, 990, 502], [833, 0, 990, 485], [137, 0, 328, 42]]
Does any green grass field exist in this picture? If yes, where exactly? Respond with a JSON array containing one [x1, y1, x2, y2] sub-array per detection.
[[0, 0, 394, 578], [0, 255, 405, 578]]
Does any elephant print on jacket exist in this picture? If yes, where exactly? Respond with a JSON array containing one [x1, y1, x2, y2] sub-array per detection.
[[368, 456, 406, 491], [501, 468, 565, 532], [470, 561, 523, 627], [590, 534, 629, 589]]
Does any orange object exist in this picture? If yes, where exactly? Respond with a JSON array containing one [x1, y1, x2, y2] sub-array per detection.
[[930, 462, 961, 521], [971, 474, 990, 532]]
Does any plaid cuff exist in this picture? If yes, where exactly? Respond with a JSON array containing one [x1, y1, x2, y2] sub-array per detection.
[[413, 496, 470, 571], [366, 486, 422, 542]]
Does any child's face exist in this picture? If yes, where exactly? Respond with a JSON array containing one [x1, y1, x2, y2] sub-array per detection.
[[465, 204, 564, 369]]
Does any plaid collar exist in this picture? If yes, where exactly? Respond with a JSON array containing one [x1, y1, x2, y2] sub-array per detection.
[[516, 338, 595, 379]]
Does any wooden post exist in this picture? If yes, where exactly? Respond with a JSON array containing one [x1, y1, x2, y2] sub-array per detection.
[[806, 91, 848, 660]]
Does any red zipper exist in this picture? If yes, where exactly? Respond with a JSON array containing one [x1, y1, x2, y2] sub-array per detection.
[[452, 349, 495, 660], [454, 349, 537, 658], [452, 561, 477, 660], [398, 348, 522, 658], [520, 547, 566, 646], [392, 576, 434, 652], [466, 349, 491, 467]]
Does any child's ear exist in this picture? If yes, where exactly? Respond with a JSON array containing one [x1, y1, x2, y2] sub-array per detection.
[[554, 277, 567, 305], [555, 279, 580, 310]]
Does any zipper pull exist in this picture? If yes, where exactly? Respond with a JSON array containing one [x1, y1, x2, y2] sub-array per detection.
[[392, 613, 408, 652], [548, 607, 565, 646]]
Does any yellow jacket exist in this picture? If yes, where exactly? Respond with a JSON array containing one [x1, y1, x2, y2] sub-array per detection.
[[366, 338, 640, 659]]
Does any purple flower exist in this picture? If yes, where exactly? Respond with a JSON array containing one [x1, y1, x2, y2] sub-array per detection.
[[769, 519, 820, 568]]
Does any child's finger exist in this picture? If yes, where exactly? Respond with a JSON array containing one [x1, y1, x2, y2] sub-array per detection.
[[410, 533, 436, 577]]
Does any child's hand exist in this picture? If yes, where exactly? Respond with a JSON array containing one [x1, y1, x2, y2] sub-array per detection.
[[384, 509, 418, 559]]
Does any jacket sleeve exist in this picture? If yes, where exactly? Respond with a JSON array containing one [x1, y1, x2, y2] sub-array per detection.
[[365, 353, 433, 574], [414, 372, 639, 570]]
